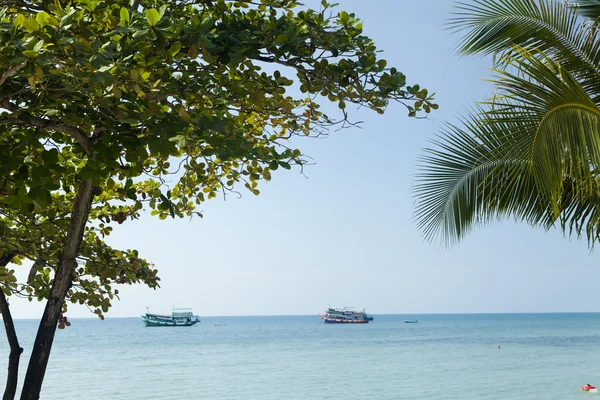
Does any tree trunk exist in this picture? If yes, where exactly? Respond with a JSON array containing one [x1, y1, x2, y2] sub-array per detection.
[[0, 253, 22, 400], [20, 180, 95, 400]]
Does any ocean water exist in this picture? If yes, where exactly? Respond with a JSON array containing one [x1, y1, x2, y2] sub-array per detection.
[[2, 313, 600, 399]]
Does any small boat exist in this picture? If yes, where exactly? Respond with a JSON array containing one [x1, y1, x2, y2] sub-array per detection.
[[581, 384, 597, 392], [142, 308, 200, 327], [404, 320, 418, 323], [321, 307, 373, 324]]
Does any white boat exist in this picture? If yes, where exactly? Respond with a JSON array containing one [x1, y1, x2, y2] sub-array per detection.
[[142, 308, 200, 327], [321, 307, 374, 323]]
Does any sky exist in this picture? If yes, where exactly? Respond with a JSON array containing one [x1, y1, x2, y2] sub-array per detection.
[[9, 0, 600, 318]]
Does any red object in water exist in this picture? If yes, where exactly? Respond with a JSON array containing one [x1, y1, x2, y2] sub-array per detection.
[[581, 385, 596, 391]]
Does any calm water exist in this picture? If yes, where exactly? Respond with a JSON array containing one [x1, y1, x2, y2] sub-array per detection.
[[3, 313, 600, 399]]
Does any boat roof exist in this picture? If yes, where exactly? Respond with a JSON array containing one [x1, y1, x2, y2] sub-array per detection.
[[145, 307, 194, 317], [146, 313, 172, 318], [327, 307, 366, 312]]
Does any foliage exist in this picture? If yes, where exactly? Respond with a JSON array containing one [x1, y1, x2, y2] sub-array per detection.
[[414, 0, 600, 246], [0, 0, 436, 213], [0, 0, 435, 313], [0, 190, 159, 323]]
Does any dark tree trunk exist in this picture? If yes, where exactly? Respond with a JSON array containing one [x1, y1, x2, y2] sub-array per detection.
[[0, 253, 21, 400], [20, 180, 95, 400]]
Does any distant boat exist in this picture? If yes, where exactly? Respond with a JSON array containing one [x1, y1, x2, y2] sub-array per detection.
[[321, 307, 373, 324], [142, 308, 200, 327], [404, 320, 418, 323]]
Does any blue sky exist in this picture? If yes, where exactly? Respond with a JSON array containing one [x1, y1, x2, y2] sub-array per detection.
[[10, 0, 600, 318]]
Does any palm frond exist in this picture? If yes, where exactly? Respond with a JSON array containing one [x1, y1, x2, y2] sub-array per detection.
[[415, 46, 600, 246], [414, 113, 546, 246], [559, 180, 600, 247], [483, 48, 600, 212], [450, 0, 600, 101], [574, 0, 600, 20]]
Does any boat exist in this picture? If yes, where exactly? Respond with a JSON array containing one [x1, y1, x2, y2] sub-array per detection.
[[581, 384, 597, 392], [321, 307, 373, 324], [142, 308, 200, 327], [404, 320, 418, 323]]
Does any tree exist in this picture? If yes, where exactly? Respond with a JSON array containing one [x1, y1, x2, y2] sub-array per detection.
[[0, 189, 159, 399], [0, 0, 436, 397], [414, 0, 600, 246]]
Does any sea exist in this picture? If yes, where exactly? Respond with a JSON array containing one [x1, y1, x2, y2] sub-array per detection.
[[2, 313, 600, 399]]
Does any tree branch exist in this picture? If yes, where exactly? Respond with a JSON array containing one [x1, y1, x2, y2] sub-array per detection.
[[0, 115, 92, 156], [0, 0, 43, 12], [0, 253, 23, 400], [0, 62, 26, 87]]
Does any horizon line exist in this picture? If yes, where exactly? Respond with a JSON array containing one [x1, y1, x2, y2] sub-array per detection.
[[8, 310, 600, 320]]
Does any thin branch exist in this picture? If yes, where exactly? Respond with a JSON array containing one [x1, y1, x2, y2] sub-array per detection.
[[0, 115, 92, 156], [0, 62, 26, 87]]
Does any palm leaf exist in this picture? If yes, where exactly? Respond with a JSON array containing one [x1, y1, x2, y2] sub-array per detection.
[[559, 180, 600, 247], [450, 0, 600, 101], [482, 48, 600, 212], [574, 0, 600, 20], [414, 113, 547, 245], [415, 47, 600, 245]]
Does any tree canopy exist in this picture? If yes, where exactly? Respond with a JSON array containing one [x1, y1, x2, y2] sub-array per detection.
[[1, 0, 436, 215], [0, 0, 436, 398], [0, 0, 436, 313]]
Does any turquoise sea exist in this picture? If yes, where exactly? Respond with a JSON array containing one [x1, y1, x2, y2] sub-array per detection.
[[3, 313, 600, 399]]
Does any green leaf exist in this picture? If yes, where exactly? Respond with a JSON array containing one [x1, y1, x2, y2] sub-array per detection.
[[146, 8, 160, 27], [339, 11, 349, 24], [23, 50, 39, 58], [132, 29, 148, 39], [119, 7, 130, 27], [41, 149, 59, 165], [36, 12, 51, 27], [158, 5, 167, 19], [33, 39, 44, 52], [22, 18, 39, 32], [13, 14, 25, 29], [168, 42, 182, 57], [29, 187, 52, 208]]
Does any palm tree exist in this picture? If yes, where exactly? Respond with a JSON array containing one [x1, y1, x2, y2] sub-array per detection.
[[414, 0, 600, 247]]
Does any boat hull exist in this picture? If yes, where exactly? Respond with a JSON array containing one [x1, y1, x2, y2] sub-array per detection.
[[143, 319, 197, 327], [322, 317, 369, 324]]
